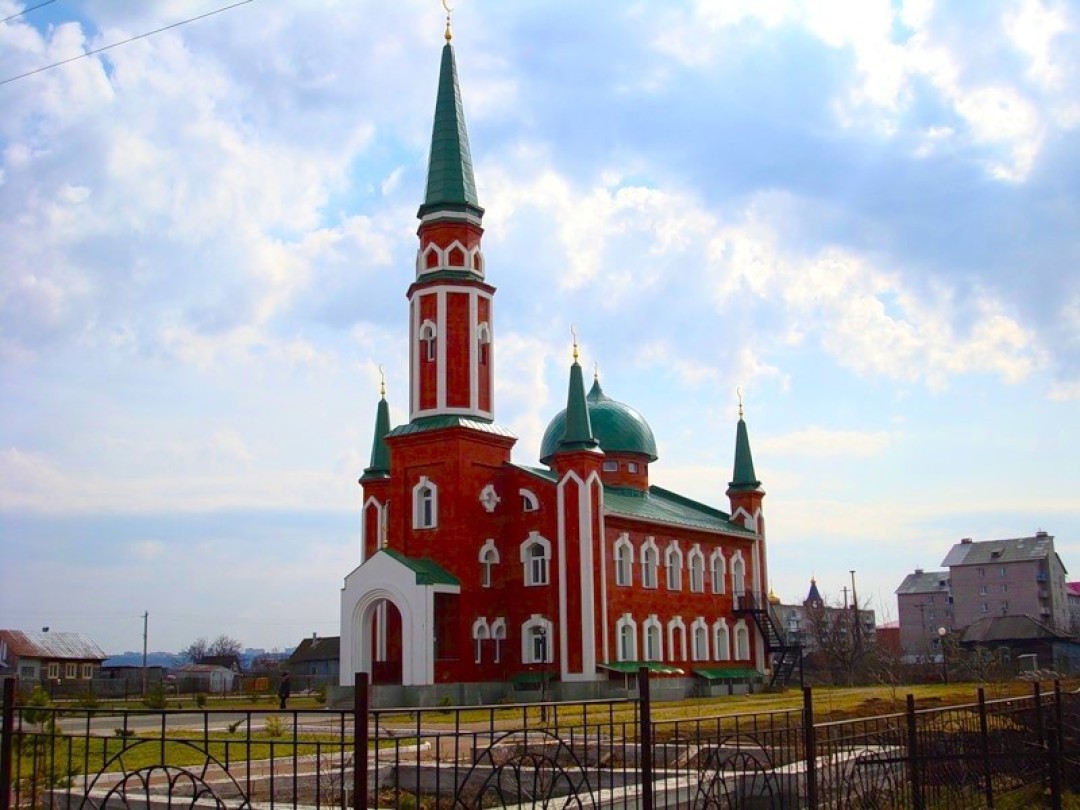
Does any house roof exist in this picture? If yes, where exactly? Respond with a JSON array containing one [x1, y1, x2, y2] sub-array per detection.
[[941, 534, 1056, 567], [289, 636, 341, 664], [0, 630, 107, 661], [173, 663, 235, 674], [604, 485, 755, 536], [960, 614, 1071, 645], [895, 570, 951, 595]]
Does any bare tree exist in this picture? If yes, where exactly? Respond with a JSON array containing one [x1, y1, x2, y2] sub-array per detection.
[[803, 596, 870, 686], [183, 637, 210, 663], [208, 634, 243, 658]]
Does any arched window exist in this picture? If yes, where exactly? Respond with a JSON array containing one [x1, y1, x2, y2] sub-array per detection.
[[640, 538, 659, 589], [412, 476, 438, 529], [713, 619, 731, 661], [643, 616, 663, 662], [691, 618, 709, 661], [479, 539, 499, 588], [615, 614, 638, 662], [472, 617, 490, 664], [614, 534, 633, 587], [520, 532, 551, 586], [477, 322, 491, 365], [491, 618, 506, 663], [665, 542, 683, 591], [418, 319, 437, 362], [519, 488, 539, 512], [521, 615, 553, 664], [688, 545, 705, 593], [710, 548, 726, 594], [667, 617, 686, 661], [731, 551, 746, 606], [735, 620, 750, 660]]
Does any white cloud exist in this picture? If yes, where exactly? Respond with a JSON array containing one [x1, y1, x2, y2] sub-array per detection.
[[758, 427, 895, 458]]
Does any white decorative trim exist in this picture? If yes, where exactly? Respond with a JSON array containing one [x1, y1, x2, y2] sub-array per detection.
[[419, 209, 483, 226], [519, 488, 539, 512], [519, 531, 551, 586], [491, 617, 506, 663], [640, 537, 659, 589], [412, 476, 438, 529], [643, 614, 663, 662], [521, 614, 554, 664], [688, 543, 705, 593], [666, 616, 687, 662], [713, 618, 731, 662], [472, 617, 490, 664], [556, 470, 603, 680], [691, 617, 710, 661], [615, 613, 638, 662], [479, 539, 499, 588], [734, 619, 751, 660], [731, 550, 746, 606], [614, 533, 633, 587], [479, 483, 500, 513], [665, 540, 683, 591], [360, 496, 385, 564], [710, 547, 727, 594]]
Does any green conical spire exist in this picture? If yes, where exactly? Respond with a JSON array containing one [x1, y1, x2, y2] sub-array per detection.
[[361, 393, 392, 481], [418, 43, 482, 218], [557, 358, 599, 455], [729, 413, 762, 492]]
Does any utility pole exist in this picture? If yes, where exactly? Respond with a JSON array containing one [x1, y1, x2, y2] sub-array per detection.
[[850, 570, 861, 654], [142, 611, 149, 696]]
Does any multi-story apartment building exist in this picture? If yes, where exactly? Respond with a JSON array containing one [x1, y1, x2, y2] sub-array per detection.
[[895, 531, 1069, 657]]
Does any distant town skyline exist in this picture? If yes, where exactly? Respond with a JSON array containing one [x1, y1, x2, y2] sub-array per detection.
[[3, 1, 1078, 654]]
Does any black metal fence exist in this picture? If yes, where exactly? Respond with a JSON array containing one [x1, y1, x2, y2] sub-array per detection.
[[2, 673, 1078, 808]]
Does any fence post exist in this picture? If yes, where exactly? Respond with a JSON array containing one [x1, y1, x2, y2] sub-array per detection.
[[1, 678, 15, 810], [1034, 680, 1045, 748], [977, 687, 993, 808], [637, 667, 653, 810], [1048, 727, 1062, 810], [353, 672, 369, 810], [803, 686, 816, 809], [907, 694, 924, 810]]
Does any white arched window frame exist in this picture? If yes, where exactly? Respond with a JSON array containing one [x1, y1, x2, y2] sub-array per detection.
[[472, 617, 490, 664], [640, 537, 659, 589], [667, 617, 687, 662], [665, 541, 683, 591], [735, 619, 751, 660], [412, 476, 438, 529], [615, 614, 638, 662], [479, 539, 499, 588], [521, 615, 554, 664], [691, 618, 710, 661], [520, 532, 551, 586], [688, 545, 705, 593], [710, 548, 726, 594], [731, 551, 747, 607], [519, 488, 539, 512], [418, 319, 437, 362], [491, 618, 506, 663], [477, 321, 491, 365], [643, 615, 663, 662], [713, 619, 731, 661], [614, 534, 633, 587]]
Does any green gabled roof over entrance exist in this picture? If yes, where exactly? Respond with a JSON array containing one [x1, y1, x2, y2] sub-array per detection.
[[379, 548, 459, 587], [419, 43, 481, 219]]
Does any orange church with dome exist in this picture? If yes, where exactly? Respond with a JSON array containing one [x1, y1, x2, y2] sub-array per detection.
[[339, 29, 779, 702]]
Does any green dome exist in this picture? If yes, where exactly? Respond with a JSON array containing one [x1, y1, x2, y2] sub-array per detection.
[[540, 378, 658, 463]]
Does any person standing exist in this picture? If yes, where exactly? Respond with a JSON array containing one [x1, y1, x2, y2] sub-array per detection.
[[278, 671, 291, 710]]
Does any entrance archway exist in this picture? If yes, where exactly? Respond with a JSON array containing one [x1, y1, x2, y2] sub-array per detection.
[[367, 598, 403, 685]]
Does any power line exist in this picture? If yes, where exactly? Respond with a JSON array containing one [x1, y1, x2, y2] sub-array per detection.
[[0, 0, 255, 87], [1, 0, 57, 25]]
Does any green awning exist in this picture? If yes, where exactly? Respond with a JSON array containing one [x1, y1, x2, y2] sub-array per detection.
[[694, 667, 762, 681], [599, 661, 686, 675]]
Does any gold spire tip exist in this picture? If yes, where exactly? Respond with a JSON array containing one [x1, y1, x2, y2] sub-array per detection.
[[442, 0, 453, 42], [378, 364, 386, 398], [571, 324, 579, 363], [594, 362, 599, 382], [736, 386, 744, 419]]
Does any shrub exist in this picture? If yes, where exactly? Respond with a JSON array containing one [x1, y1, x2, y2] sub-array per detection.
[[75, 691, 99, 710], [263, 715, 286, 738], [314, 684, 327, 705], [21, 686, 52, 728], [142, 684, 167, 710], [195, 692, 208, 708]]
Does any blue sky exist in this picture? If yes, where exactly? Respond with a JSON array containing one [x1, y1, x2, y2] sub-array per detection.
[[2, 0, 1078, 655]]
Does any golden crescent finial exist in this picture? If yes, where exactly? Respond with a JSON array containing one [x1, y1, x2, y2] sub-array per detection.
[[379, 365, 386, 398], [594, 362, 599, 382], [442, 0, 453, 42], [737, 386, 744, 419], [571, 324, 579, 363]]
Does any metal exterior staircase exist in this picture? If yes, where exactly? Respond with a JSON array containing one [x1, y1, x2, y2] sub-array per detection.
[[733, 591, 803, 688]]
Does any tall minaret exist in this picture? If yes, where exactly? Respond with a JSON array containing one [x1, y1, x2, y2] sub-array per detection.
[[408, 20, 495, 423]]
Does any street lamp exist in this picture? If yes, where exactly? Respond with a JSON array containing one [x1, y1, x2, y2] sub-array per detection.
[[937, 626, 949, 683]]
